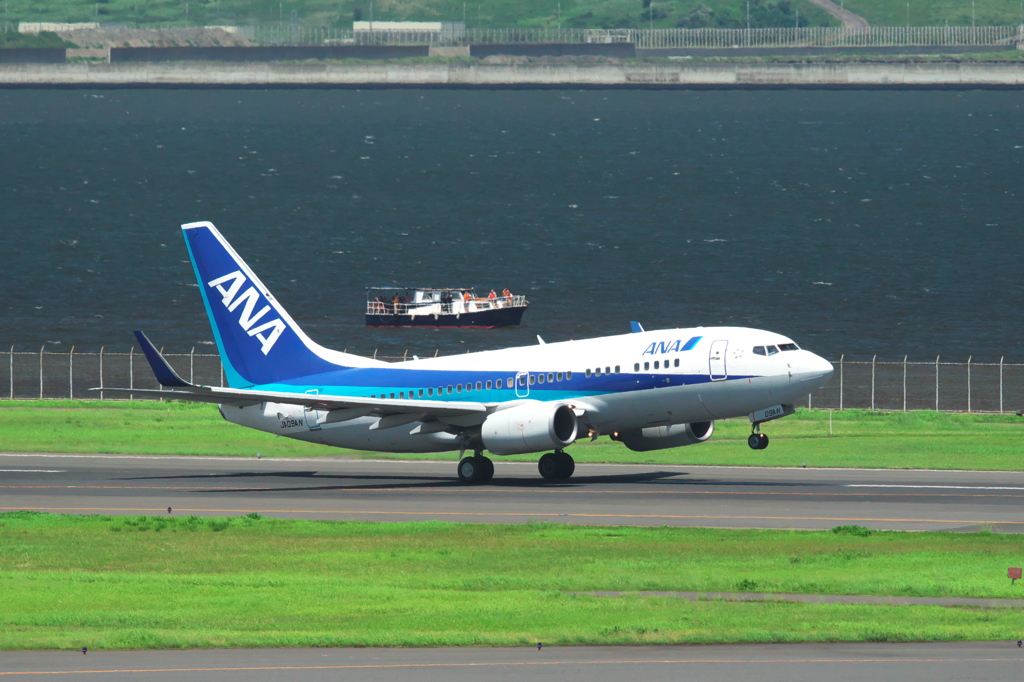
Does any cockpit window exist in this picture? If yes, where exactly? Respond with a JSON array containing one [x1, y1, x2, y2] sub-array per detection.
[[766, 345, 779, 356], [753, 346, 766, 356], [779, 343, 800, 351]]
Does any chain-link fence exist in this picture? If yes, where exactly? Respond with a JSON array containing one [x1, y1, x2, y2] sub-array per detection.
[[250, 25, 1024, 48], [3, 345, 1022, 412]]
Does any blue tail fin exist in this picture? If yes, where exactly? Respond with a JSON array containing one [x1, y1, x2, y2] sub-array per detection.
[[182, 221, 382, 388]]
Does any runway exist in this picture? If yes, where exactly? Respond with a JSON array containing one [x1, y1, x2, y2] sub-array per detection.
[[2, 643, 1023, 681], [3, 453, 1024, 532]]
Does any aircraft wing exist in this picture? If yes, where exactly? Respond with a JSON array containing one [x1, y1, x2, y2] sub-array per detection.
[[92, 331, 488, 419]]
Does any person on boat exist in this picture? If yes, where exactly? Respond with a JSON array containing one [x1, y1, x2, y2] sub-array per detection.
[[442, 292, 453, 314], [488, 290, 497, 299]]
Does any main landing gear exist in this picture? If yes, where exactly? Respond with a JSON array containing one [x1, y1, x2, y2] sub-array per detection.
[[457, 453, 494, 484], [747, 427, 769, 450], [538, 451, 575, 481]]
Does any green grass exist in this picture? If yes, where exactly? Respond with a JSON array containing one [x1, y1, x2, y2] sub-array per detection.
[[3, 512, 1024, 649], [4, 0, 1020, 31], [2, 400, 1023, 471]]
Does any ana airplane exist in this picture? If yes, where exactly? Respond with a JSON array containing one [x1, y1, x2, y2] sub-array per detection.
[[105, 221, 834, 484]]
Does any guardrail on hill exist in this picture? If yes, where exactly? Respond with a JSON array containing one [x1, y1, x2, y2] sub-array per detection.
[[251, 25, 1024, 49], [3, 346, 1022, 413]]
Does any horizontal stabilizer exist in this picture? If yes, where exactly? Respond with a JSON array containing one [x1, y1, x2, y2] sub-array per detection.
[[134, 330, 193, 388]]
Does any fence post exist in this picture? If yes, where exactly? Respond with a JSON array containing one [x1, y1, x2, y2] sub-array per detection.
[[99, 346, 104, 401], [871, 354, 876, 411], [69, 345, 74, 400], [39, 345, 44, 400], [902, 355, 907, 411], [130, 346, 134, 401], [935, 355, 940, 411], [1000, 356, 1004, 413], [839, 354, 844, 410], [967, 355, 972, 412], [190, 347, 195, 384], [8, 345, 12, 400], [220, 362, 224, 387]]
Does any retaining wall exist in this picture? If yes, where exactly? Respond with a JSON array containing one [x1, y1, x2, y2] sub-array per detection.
[[109, 45, 429, 62], [0, 48, 66, 64], [470, 43, 636, 58], [2, 61, 1023, 88]]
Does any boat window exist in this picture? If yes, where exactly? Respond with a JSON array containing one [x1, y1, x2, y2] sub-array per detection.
[[556, 372, 563, 382], [418, 389, 424, 398], [753, 346, 766, 356], [674, 358, 679, 368], [585, 369, 591, 378], [486, 380, 492, 390], [634, 363, 640, 372], [476, 381, 482, 390], [529, 375, 536, 385], [766, 346, 779, 356], [428, 388, 433, 396], [779, 343, 800, 351], [447, 385, 453, 394], [456, 384, 462, 393], [644, 362, 649, 371], [566, 371, 572, 380], [548, 373, 554, 383]]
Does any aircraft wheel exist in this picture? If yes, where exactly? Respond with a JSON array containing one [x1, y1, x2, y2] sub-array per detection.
[[758, 433, 769, 450], [538, 452, 561, 480], [477, 455, 494, 483], [747, 434, 761, 450], [458, 456, 481, 484], [556, 452, 575, 480]]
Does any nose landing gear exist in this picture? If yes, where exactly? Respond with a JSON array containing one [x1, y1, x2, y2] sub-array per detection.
[[747, 429, 769, 450]]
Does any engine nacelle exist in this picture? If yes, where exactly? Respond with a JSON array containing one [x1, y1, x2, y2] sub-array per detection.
[[612, 421, 714, 452], [481, 401, 579, 455]]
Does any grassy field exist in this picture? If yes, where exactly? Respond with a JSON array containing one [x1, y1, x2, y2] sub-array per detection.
[[3, 0, 1021, 32], [2, 400, 1023, 471], [2, 512, 1024, 650]]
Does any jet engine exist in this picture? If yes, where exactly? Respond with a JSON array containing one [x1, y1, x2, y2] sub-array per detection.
[[481, 401, 579, 455], [611, 421, 714, 452]]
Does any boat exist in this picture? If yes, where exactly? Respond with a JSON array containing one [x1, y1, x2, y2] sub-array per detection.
[[366, 287, 528, 328]]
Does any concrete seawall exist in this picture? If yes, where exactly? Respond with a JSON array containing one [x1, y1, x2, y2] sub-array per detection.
[[2, 61, 1023, 88]]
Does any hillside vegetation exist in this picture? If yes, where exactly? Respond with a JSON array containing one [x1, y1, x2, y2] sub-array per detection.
[[2, 0, 1022, 31]]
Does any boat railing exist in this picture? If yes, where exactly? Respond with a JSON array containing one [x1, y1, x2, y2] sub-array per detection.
[[367, 295, 527, 316]]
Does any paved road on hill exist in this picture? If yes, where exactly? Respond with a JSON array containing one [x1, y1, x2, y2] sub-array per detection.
[[3, 454, 1024, 532], [2, 643, 1023, 681], [804, 0, 870, 32]]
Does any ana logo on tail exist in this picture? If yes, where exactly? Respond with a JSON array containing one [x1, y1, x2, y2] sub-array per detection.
[[207, 270, 286, 355]]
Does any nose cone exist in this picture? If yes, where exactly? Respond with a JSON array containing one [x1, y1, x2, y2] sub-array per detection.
[[804, 352, 834, 388]]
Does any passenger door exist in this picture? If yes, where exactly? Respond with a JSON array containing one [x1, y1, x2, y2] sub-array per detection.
[[709, 340, 728, 381]]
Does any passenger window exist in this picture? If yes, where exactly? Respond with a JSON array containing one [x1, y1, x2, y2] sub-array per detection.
[[390, 393, 395, 399], [605, 366, 611, 375], [644, 362, 649, 370], [556, 372, 563, 382], [497, 379, 504, 389], [753, 346, 766, 356], [767, 346, 779, 356], [674, 358, 679, 368], [634, 363, 640, 372], [586, 369, 591, 378], [538, 374, 545, 384], [428, 388, 433, 396], [456, 385, 462, 393], [654, 361, 659, 370], [400, 392, 405, 399], [476, 381, 482, 390], [529, 375, 536, 385], [486, 380, 492, 390], [566, 371, 572, 380], [418, 389, 425, 398], [595, 368, 602, 377], [447, 385, 453, 394], [614, 365, 620, 374], [548, 373, 554, 382]]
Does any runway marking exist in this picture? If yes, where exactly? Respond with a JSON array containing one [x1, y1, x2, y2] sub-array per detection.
[[2, 506, 1020, 525], [4, 484, 1024, 500], [0, 470, 65, 473], [1, 657, 1020, 676], [848, 484, 1024, 491]]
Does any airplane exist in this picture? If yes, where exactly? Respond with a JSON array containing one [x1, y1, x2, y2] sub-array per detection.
[[99, 221, 835, 484]]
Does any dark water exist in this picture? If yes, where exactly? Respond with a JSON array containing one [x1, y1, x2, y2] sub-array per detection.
[[1, 89, 1022, 361]]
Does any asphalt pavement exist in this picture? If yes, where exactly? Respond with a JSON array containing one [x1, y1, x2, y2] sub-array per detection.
[[2, 453, 1024, 531]]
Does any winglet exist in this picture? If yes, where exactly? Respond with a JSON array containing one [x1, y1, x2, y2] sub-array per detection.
[[134, 330, 193, 388], [630, 321, 644, 333]]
